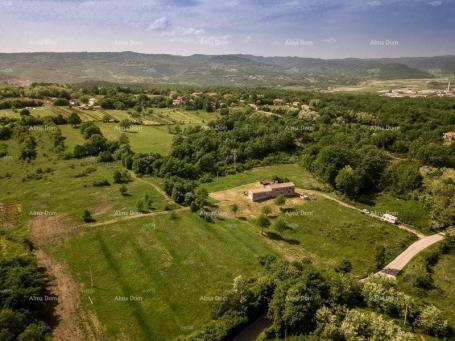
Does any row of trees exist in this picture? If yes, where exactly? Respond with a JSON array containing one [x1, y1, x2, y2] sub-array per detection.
[[180, 256, 451, 340]]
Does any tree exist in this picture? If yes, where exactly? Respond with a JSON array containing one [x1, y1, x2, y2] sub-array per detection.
[[119, 185, 128, 196], [119, 119, 131, 131], [17, 323, 47, 341], [137, 199, 145, 213], [257, 214, 270, 235], [83, 210, 94, 223], [230, 203, 239, 216], [335, 259, 352, 273], [80, 123, 101, 139], [68, 112, 82, 126], [335, 166, 362, 198], [19, 109, 30, 116], [53, 98, 69, 106], [274, 194, 286, 206], [430, 179, 455, 230], [261, 205, 272, 216], [416, 305, 449, 337]]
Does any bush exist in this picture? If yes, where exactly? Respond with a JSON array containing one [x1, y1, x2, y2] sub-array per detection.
[[83, 210, 94, 223], [119, 185, 128, 196], [53, 98, 69, 106], [274, 194, 286, 205], [335, 259, 352, 273], [416, 305, 449, 337], [93, 179, 110, 187]]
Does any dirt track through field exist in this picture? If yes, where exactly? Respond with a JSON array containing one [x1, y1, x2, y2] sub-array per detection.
[[84, 207, 189, 227]]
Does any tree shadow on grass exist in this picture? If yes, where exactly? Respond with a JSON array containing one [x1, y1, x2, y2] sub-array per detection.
[[265, 231, 300, 245], [96, 234, 156, 340]]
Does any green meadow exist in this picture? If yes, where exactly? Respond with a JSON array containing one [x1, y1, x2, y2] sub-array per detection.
[[49, 212, 277, 340], [202, 164, 328, 193], [251, 198, 416, 277]]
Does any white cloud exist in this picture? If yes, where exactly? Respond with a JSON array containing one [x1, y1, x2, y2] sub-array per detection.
[[368, 1, 382, 6], [0, 1, 12, 6], [285, 39, 314, 47], [323, 37, 337, 44], [147, 17, 170, 31], [29, 38, 57, 46], [428, 0, 442, 6]]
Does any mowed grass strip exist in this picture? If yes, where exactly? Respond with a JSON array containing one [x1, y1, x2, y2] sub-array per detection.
[[50, 212, 277, 340]]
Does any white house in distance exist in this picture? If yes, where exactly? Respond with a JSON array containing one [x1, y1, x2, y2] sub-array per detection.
[[247, 182, 295, 202], [381, 213, 398, 224]]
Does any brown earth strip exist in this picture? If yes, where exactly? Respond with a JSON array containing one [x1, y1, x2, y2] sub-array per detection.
[[35, 250, 105, 341]]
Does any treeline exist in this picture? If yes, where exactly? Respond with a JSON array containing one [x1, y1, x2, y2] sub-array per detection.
[[0, 256, 52, 340], [179, 256, 452, 340]]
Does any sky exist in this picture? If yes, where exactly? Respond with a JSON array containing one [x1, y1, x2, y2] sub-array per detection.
[[0, 0, 454, 58]]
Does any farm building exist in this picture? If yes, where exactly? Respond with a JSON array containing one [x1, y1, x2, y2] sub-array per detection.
[[247, 182, 295, 202]]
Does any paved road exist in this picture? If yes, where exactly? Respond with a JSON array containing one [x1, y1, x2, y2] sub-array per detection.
[[378, 233, 445, 278]]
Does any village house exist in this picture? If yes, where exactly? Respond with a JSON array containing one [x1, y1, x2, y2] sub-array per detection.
[[273, 98, 285, 105], [247, 182, 295, 202], [443, 131, 455, 142]]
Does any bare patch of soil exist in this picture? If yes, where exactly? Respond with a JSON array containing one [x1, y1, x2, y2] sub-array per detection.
[[30, 214, 80, 246], [210, 182, 311, 218], [36, 250, 105, 340]]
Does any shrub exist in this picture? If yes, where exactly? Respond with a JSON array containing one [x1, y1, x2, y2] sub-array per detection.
[[83, 210, 94, 223], [93, 179, 110, 187], [274, 194, 286, 205], [416, 305, 449, 337]]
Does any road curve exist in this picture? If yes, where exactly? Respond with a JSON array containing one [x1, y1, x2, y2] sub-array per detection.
[[378, 233, 445, 279]]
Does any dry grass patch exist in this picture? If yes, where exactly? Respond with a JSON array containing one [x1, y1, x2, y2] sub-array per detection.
[[30, 214, 80, 246], [209, 182, 311, 218]]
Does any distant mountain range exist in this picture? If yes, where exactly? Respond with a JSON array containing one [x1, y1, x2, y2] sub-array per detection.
[[0, 52, 454, 87]]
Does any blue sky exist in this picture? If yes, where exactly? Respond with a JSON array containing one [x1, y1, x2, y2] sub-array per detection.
[[0, 0, 453, 58]]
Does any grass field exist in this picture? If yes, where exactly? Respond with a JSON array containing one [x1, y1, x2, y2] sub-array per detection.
[[0, 133, 169, 228], [202, 164, 328, 193], [355, 193, 432, 233], [60, 123, 175, 155], [245, 198, 415, 277], [397, 245, 455, 331], [49, 212, 277, 340]]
